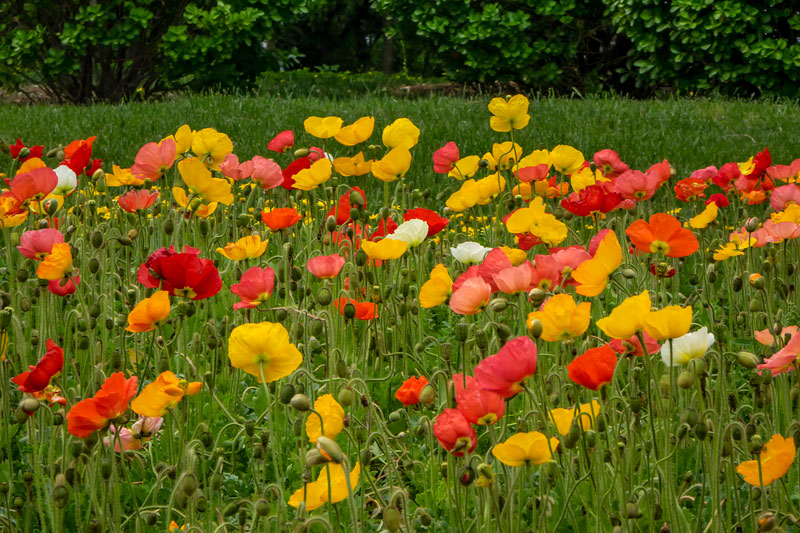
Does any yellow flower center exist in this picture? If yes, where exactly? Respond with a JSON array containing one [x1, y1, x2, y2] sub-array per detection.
[[650, 240, 670, 255]]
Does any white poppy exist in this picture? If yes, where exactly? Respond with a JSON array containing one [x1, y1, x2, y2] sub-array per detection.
[[53, 165, 78, 195], [661, 327, 715, 366], [387, 219, 429, 247], [450, 241, 491, 265]]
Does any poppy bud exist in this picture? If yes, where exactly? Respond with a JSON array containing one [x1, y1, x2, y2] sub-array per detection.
[[294, 148, 309, 158], [290, 394, 310, 412], [91, 230, 104, 249], [305, 448, 328, 467], [20, 398, 40, 414], [279, 383, 295, 405], [677, 370, 694, 389], [528, 318, 543, 339], [459, 466, 475, 486], [223, 502, 239, 517], [316, 436, 344, 464], [419, 384, 436, 405], [624, 502, 641, 519], [749, 298, 762, 312], [255, 499, 269, 517], [0, 309, 11, 330], [744, 217, 760, 233], [622, 268, 636, 279], [338, 388, 355, 407], [474, 329, 489, 350], [117, 236, 132, 246], [455, 322, 470, 342], [732, 275, 742, 292], [383, 507, 401, 532], [355, 250, 367, 266], [488, 298, 507, 312], [528, 288, 546, 307], [694, 422, 708, 441]]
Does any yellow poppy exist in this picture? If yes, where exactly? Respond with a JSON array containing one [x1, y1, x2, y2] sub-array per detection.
[[483, 142, 523, 171], [371, 147, 412, 183], [595, 291, 652, 340], [36, 243, 72, 280], [292, 159, 333, 191], [488, 94, 530, 132], [549, 401, 601, 436], [643, 305, 692, 341], [446, 179, 481, 212], [382, 118, 419, 149], [131, 370, 202, 417], [572, 231, 622, 297], [334, 116, 374, 146], [419, 264, 453, 308], [191, 128, 232, 170], [105, 165, 144, 187], [227, 322, 303, 382], [304, 116, 344, 139], [288, 462, 361, 510], [126, 291, 171, 332], [686, 202, 718, 229], [333, 152, 372, 177], [492, 432, 558, 467], [448, 155, 480, 180], [216, 234, 268, 260], [549, 145, 584, 175], [306, 394, 345, 443], [0, 197, 28, 228], [737, 434, 796, 486], [166, 124, 194, 155], [176, 157, 233, 205], [527, 293, 591, 342], [499, 246, 527, 266], [360, 238, 407, 261]]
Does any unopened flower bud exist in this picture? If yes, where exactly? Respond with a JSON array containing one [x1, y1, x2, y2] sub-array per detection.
[[338, 388, 355, 407], [383, 507, 401, 532], [294, 148, 309, 158], [744, 217, 760, 233], [677, 370, 694, 389], [622, 268, 637, 279], [290, 394, 310, 412], [528, 318, 543, 339], [528, 288, 546, 307], [279, 383, 295, 405], [419, 384, 436, 405], [305, 448, 328, 467], [91, 168, 104, 182], [316, 436, 344, 464], [488, 298, 507, 312]]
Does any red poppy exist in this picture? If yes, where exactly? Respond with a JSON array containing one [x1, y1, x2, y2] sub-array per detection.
[[137, 247, 221, 300], [515, 164, 549, 182], [118, 189, 159, 213], [649, 262, 676, 278], [626, 213, 699, 258], [334, 297, 377, 320], [711, 162, 741, 191], [567, 344, 618, 390], [609, 332, 660, 357], [326, 187, 367, 225], [705, 192, 730, 207], [395, 376, 429, 406], [561, 184, 623, 217], [9, 139, 44, 162], [747, 148, 772, 179], [433, 142, 459, 173], [12, 339, 64, 393], [66, 372, 138, 439], [453, 374, 505, 425], [368, 218, 397, 241], [48, 275, 79, 296], [433, 408, 476, 456], [280, 156, 312, 190], [306, 254, 345, 279], [62, 136, 100, 177], [7, 167, 57, 204], [268, 130, 294, 153], [474, 336, 537, 398], [674, 177, 709, 202], [230, 266, 275, 310], [404, 208, 449, 237], [261, 207, 302, 230]]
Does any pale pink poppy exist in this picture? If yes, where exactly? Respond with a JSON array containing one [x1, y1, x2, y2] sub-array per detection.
[[118, 189, 159, 213], [593, 149, 629, 179], [494, 262, 534, 294], [758, 330, 800, 376], [762, 220, 800, 242], [767, 159, 800, 182], [529, 255, 562, 290], [306, 254, 345, 279], [770, 184, 800, 211], [230, 266, 276, 310], [130, 139, 176, 181], [18, 228, 64, 260], [689, 165, 718, 182], [219, 154, 255, 181], [755, 325, 799, 346], [249, 156, 283, 189], [614, 169, 660, 201], [449, 277, 491, 315], [549, 246, 591, 285]]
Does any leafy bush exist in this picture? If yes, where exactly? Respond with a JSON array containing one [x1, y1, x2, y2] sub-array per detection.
[[605, 0, 800, 97]]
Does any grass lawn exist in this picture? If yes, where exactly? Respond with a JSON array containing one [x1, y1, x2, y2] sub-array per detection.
[[3, 94, 800, 188]]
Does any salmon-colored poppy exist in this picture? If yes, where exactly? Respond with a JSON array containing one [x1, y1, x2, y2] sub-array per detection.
[[567, 344, 618, 390], [18, 229, 64, 260], [66, 372, 138, 438], [219, 154, 255, 181], [230, 266, 275, 310], [131, 139, 176, 181], [433, 142, 460, 173], [454, 374, 505, 425], [306, 254, 345, 279], [474, 336, 537, 398], [626, 213, 699, 257], [433, 408, 476, 456], [268, 130, 294, 153], [449, 277, 491, 315], [250, 156, 283, 189], [118, 189, 159, 213]]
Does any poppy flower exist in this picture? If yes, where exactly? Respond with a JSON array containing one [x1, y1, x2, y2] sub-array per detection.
[[306, 394, 345, 443], [395, 376, 429, 406], [492, 432, 558, 467], [488, 95, 530, 132], [292, 158, 333, 191], [770, 184, 800, 212], [567, 344, 618, 390], [505, 198, 568, 246], [528, 255, 561, 291], [561, 184, 622, 217], [755, 326, 798, 347], [626, 213, 699, 258], [249, 155, 288, 191], [686, 202, 718, 229], [48, 276, 79, 297], [334, 297, 377, 320], [614, 169, 660, 201], [367, 217, 398, 241], [609, 332, 661, 357], [433, 408, 476, 456], [216, 234, 269, 260], [261, 207, 302, 230], [7, 167, 57, 204], [137, 246, 198, 287], [175, 157, 233, 205], [0, 196, 28, 228], [146, 251, 222, 300], [450, 277, 491, 315], [643, 305, 693, 341], [361, 238, 407, 261], [333, 152, 373, 177], [595, 291, 652, 340], [191, 128, 233, 170], [106, 165, 144, 187], [550, 145, 585, 175], [549, 401, 601, 436], [705, 192, 729, 207], [387, 219, 428, 247], [448, 155, 481, 180], [9, 139, 44, 162], [66, 372, 138, 439], [130, 139, 176, 181], [131, 371, 201, 417], [433, 141, 460, 173], [382, 118, 420, 149], [527, 293, 591, 342], [219, 153, 255, 181], [403, 208, 448, 237], [230, 266, 276, 309], [306, 254, 345, 279], [12, 339, 63, 393], [268, 130, 294, 153], [280, 156, 311, 190], [474, 336, 537, 398], [288, 462, 360, 511], [305, 116, 344, 139], [126, 291, 171, 332], [737, 434, 796, 486], [661, 327, 715, 366], [227, 322, 302, 382], [515, 164, 549, 183], [118, 189, 159, 213], [593, 149, 629, 179], [494, 262, 534, 294], [104, 417, 164, 452], [453, 374, 505, 425], [446, 179, 481, 212], [419, 264, 453, 308], [451, 241, 491, 264], [53, 166, 78, 196], [36, 242, 73, 281], [334, 116, 374, 146], [18, 228, 64, 260], [673, 177, 709, 202], [372, 147, 412, 182], [165, 124, 193, 155], [325, 187, 366, 225], [476, 248, 513, 292]]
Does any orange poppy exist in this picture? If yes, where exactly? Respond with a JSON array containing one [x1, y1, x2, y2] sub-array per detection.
[[625, 213, 699, 258], [334, 297, 377, 320], [567, 344, 617, 390], [66, 372, 138, 438], [261, 207, 303, 231]]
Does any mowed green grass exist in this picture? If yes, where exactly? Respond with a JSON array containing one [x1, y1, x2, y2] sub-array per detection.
[[2, 94, 800, 190]]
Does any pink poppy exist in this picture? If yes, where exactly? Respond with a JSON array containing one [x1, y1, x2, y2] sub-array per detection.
[[609, 331, 661, 356], [219, 154, 255, 181], [767, 159, 800, 182], [18, 229, 64, 260], [494, 262, 534, 294], [433, 142, 459, 174], [449, 277, 491, 315], [118, 189, 159, 213], [549, 246, 591, 286], [250, 156, 283, 189], [529, 254, 562, 290], [712, 162, 742, 191], [453, 374, 505, 425], [130, 139, 176, 181], [230, 266, 276, 310], [477, 248, 512, 292], [474, 336, 537, 398], [763, 220, 800, 242], [306, 254, 345, 279], [614, 169, 660, 201], [755, 326, 799, 347], [770, 184, 800, 212], [689, 165, 718, 182], [268, 130, 294, 153], [593, 149, 629, 179]]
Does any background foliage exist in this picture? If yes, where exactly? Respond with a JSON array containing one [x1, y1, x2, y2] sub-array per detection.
[[1, 0, 800, 102]]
